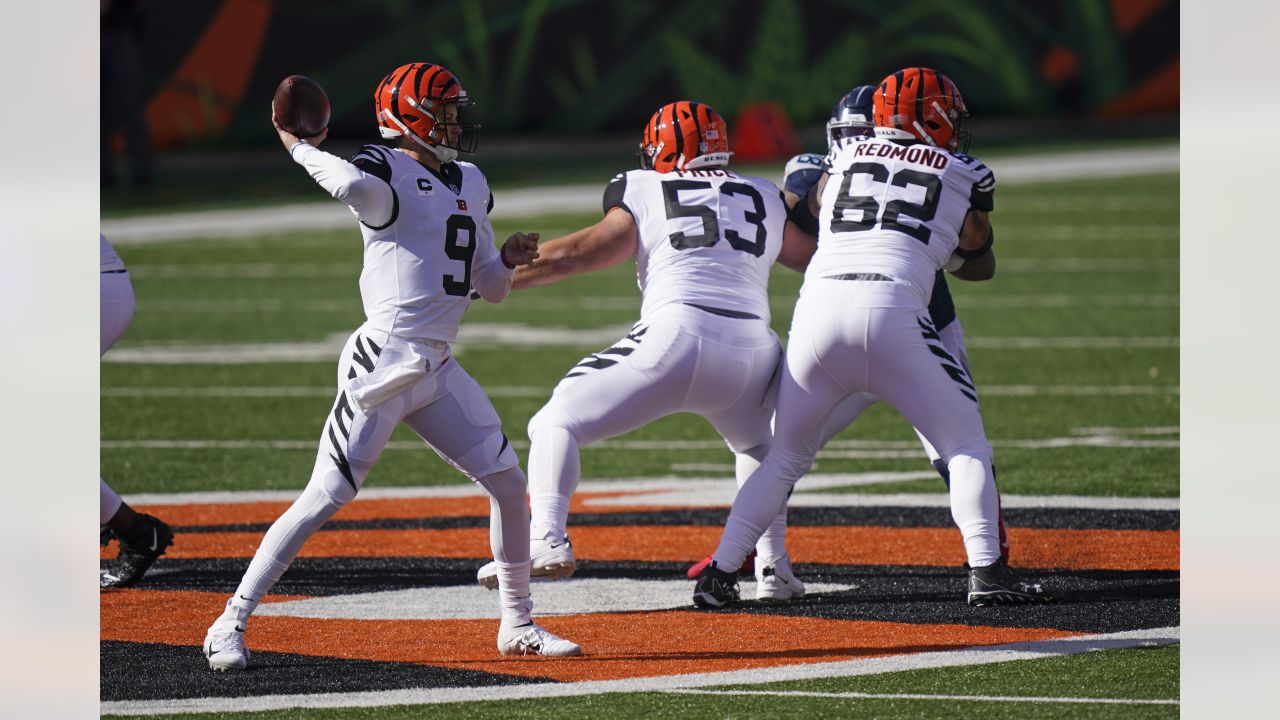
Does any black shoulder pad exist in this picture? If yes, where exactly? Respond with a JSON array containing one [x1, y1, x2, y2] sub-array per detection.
[[351, 145, 393, 184], [487, 192, 494, 214], [602, 172, 628, 215]]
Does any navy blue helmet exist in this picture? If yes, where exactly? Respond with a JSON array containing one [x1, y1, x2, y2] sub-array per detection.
[[826, 85, 876, 149]]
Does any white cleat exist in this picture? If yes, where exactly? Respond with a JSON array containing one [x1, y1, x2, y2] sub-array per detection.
[[477, 535, 577, 590], [203, 624, 250, 671], [756, 553, 806, 601], [497, 622, 582, 657]]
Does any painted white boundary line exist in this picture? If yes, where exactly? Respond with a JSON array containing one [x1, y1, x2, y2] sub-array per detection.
[[662, 688, 1177, 706], [98, 626, 1178, 715], [102, 146, 1177, 245], [119, 478, 1180, 512], [100, 384, 1178, 398]]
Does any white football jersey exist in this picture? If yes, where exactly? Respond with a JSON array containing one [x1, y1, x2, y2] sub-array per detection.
[[808, 137, 996, 306], [604, 168, 786, 322], [100, 233, 125, 273], [346, 145, 507, 342]]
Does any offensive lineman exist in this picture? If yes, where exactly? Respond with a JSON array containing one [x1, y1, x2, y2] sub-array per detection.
[[694, 68, 1051, 608], [202, 63, 581, 670], [474, 101, 818, 600], [786, 86, 1011, 563]]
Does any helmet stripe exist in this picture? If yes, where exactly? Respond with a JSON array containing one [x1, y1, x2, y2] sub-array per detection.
[[670, 102, 685, 168], [420, 66, 443, 102], [688, 100, 704, 151], [914, 67, 926, 134], [891, 70, 905, 128]]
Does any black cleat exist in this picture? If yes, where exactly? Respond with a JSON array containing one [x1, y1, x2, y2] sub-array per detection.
[[101, 514, 174, 588], [967, 560, 1053, 606], [692, 562, 741, 608]]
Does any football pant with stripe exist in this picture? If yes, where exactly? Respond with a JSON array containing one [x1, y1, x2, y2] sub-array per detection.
[[527, 303, 792, 564], [818, 317, 1010, 560], [226, 325, 533, 626], [714, 279, 1002, 571]]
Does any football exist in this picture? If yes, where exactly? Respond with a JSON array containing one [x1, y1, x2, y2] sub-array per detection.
[[272, 75, 330, 138]]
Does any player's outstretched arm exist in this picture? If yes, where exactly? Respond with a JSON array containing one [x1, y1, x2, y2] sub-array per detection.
[[949, 209, 996, 281], [272, 111, 394, 228], [777, 220, 818, 272], [513, 208, 638, 290]]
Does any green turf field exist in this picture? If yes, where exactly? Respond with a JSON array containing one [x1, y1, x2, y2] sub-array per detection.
[[102, 172, 1178, 498], [104, 644, 1178, 719]]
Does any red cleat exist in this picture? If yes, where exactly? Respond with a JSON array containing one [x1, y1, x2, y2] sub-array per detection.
[[686, 551, 754, 579]]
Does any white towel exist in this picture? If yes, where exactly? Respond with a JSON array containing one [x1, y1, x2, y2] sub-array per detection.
[[346, 335, 450, 414]]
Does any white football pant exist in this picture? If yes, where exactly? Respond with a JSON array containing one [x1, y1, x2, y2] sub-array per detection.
[[714, 279, 1002, 570], [222, 324, 534, 628], [527, 303, 792, 565], [818, 318, 970, 461], [100, 270, 135, 523]]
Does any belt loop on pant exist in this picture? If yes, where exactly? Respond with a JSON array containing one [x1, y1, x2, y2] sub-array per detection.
[[823, 273, 893, 282]]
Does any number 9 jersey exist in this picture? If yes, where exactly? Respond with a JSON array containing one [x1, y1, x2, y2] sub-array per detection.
[[347, 144, 509, 342], [604, 168, 787, 323], [809, 136, 996, 307]]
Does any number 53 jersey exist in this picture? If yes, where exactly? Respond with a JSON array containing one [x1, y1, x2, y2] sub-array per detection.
[[350, 144, 509, 343], [810, 137, 996, 308], [604, 168, 787, 323]]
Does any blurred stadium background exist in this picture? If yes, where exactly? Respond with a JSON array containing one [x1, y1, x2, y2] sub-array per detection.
[[102, 0, 1177, 213]]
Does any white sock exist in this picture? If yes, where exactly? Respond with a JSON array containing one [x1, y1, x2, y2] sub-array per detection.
[[100, 478, 123, 525], [527, 426, 578, 540], [735, 445, 787, 565], [222, 483, 344, 625], [947, 453, 1001, 567], [477, 466, 534, 626]]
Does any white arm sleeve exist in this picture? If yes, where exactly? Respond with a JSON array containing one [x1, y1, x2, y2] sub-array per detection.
[[469, 211, 515, 303], [290, 143, 394, 227]]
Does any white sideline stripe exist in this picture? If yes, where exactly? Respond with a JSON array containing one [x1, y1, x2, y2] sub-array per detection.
[[255, 578, 858, 621], [118, 477, 1179, 511], [101, 434, 1179, 452], [102, 330, 1178, 363], [102, 146, 1176, 245], [101, 385, 548, 398], [99, 384, 1177, 398], [97, 627, 1179, 715], [661, 688, 1178, 706]]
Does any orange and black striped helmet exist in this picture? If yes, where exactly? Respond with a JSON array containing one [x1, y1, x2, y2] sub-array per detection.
[[638, 101, 731, 173], [375, 63, 479, 161], [873, 68, 969, 152]]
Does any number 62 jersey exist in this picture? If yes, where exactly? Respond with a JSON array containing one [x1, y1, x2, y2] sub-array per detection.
[[604, 168, 787, 323], [809, 136, 996, 308]]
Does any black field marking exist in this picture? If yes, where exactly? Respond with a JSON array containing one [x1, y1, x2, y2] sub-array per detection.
[[101, 640, 550, 702], [106, 556, 1177, 635], [167, 506, 1179, 534], [110, 556, 498, 596], [730, 565, 1179, 634]]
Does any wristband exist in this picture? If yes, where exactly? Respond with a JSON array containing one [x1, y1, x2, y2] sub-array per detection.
[[956, 226, 993, 260], [500, 244, 517, 269]]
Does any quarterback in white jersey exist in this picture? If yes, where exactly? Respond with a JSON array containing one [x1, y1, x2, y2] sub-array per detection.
[[696, 68, 1051, 609], [474, 101, 818, 601], [203, 63, 580, 671]]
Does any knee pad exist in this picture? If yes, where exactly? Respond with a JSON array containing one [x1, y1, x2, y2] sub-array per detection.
[[444, 430, 520, 481], [527, 400, 575, 440]]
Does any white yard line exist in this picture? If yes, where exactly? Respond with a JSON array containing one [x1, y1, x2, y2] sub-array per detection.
[[100, 383, 1178, 398], [661, 688, 1177, 706], [101, 432, 1179, 453], [118, 476, 1179, 511], [101, 330, 1177, 363], [102, 146, 1177, 245], [97, 626, 1179, 716]]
